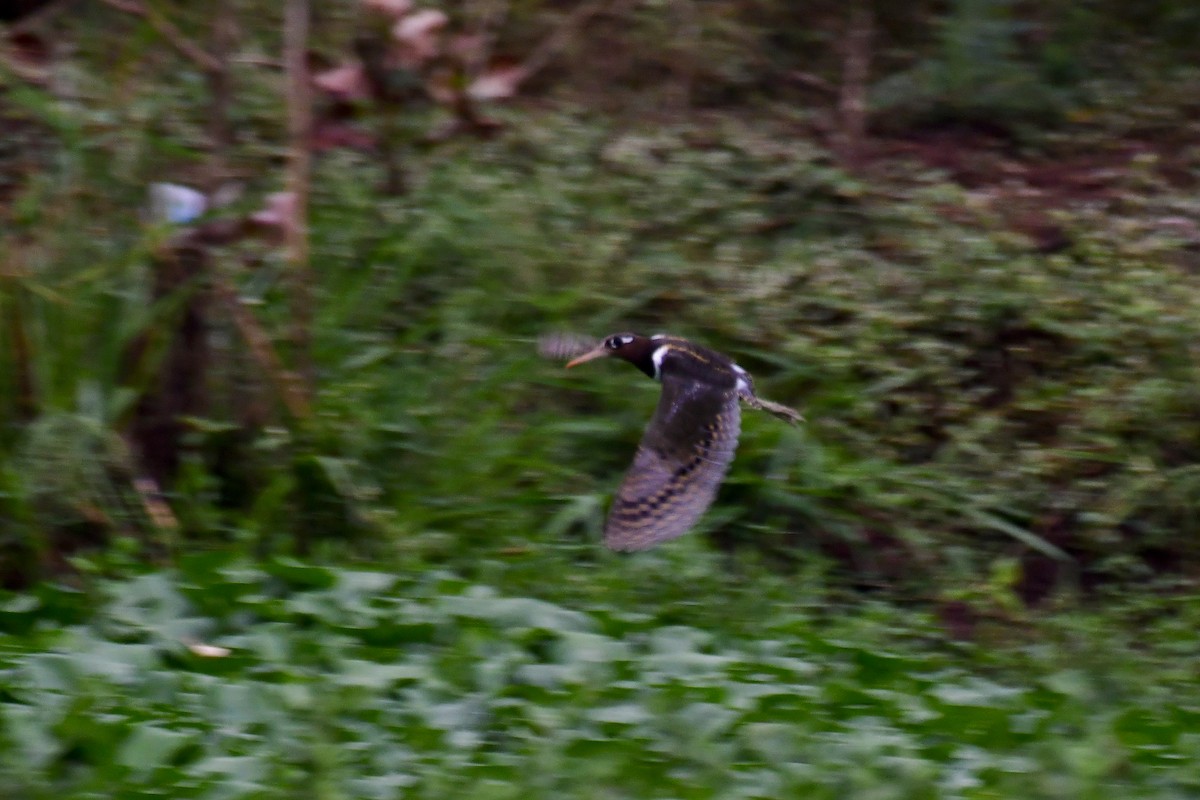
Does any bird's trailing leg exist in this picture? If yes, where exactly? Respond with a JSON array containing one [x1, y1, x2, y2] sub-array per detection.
[[738, 387, 804, 425]]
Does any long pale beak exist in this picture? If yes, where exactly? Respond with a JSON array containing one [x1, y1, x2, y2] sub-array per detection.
[[566, 345, 610, 369]]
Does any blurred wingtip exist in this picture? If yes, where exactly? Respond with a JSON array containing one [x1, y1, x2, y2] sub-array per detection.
[[536, 331, 598, 362]]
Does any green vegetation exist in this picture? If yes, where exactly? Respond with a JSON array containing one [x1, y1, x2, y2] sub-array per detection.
[[2, 0, 1200, 797], [3, 557, 1200, 798]]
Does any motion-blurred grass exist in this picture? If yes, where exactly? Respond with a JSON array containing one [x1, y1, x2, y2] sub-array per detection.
[[5, 101, 1200, 593], [302, 118, 1200, 597], [2, 1, 1199, 596], [2, 557, 1199, 799], [3, 3, 1200, 796]]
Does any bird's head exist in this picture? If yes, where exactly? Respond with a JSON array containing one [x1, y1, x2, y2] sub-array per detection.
[[566, 332, 660, 378]]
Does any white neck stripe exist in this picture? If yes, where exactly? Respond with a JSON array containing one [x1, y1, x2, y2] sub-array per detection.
[[650, 344, 669, 380]]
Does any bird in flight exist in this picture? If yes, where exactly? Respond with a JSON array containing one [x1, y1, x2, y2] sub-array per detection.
[[547, 332, 802, 551]]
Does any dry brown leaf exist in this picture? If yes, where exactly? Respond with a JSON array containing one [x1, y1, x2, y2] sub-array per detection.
[[313, 120, 377, 151], [313, 62, 371, 101], [468, 62, 527, 100], [361, 0, 414, 18], [249, 191, 299, 240], [4, 30, 52, 84], [425, 67, 458, 105], [186, 641, 232, 658], [392, 8, 448, 66], [447, 32, 487, 64]]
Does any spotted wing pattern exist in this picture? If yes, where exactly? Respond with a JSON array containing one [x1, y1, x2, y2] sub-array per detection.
[[603, 374, 741, 551]]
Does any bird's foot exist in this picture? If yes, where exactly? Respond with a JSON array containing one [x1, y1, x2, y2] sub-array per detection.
[[740, 393, 804, 425]]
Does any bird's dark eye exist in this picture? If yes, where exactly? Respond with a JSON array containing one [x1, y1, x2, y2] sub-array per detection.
[[606, 337, 623, 350]]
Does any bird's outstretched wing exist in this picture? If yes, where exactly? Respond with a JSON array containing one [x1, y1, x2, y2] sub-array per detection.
[[536, 332, 597, 361], [603, 375, 741, 551]]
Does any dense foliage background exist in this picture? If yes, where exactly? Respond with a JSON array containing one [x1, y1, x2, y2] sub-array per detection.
[[2, 0, 1199, 796]]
